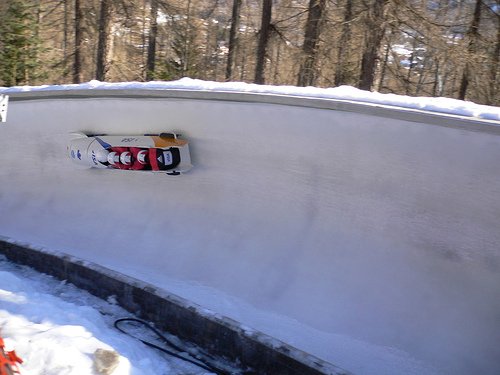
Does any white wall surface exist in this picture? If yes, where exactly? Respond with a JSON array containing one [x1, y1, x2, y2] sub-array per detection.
[[1, 92, 499, 375]]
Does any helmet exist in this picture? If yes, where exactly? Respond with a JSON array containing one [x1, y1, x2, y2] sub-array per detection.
[[137, 150, 148, 164], [95, 149, 109, 163], [108, 152, 120, 165], [120, 151, 132, 165]]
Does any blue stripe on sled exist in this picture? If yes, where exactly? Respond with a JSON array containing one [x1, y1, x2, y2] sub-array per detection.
[[95, 137, 112, 149]]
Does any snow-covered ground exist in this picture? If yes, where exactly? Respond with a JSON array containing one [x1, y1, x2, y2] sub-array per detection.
[[0, 256, 216, 375], [1, 80, 500, 375]]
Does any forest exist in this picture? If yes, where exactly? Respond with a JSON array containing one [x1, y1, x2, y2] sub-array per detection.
[[0, 0, 498, 106]]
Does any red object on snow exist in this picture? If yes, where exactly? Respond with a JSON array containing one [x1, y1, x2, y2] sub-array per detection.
[[0, 336, 22, 375]]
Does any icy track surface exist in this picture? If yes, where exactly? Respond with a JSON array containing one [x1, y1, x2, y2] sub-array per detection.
[[0, 257, 216, 375], [1, 80, 500, 375]]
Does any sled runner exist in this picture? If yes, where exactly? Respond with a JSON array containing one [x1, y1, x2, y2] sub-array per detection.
[[68, 133, 192, 175]]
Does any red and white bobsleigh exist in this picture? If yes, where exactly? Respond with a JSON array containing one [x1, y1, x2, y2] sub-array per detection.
[[68, 133, 192, 175]]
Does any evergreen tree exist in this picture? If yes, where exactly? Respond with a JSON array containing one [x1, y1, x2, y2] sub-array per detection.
[[0, 0, 43, 86]]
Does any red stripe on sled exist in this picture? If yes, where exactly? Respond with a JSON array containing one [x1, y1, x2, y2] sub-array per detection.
[[149, 149, 160, 171]]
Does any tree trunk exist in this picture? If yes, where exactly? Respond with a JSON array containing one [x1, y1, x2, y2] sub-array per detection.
[[225, 0, 242, 81], [297, 0, 327, 87], [146, 0, 158, 81], [28, 0, 43, 84], [405, 37, 418, 95], [95, 0, 112, 81], [63, 0, 69, 61], [73, 0, 83, 83], [254, 0, 272, 84], [358, 0, 388, 91], [335, 0, 353, 86], [376, 28, 392, 91], [487, 10, 499, 105], [458, 0, 481, 100]]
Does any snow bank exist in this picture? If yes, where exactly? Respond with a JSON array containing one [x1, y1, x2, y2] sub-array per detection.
[[1, 78, 499, 121], [0, 258, 212, 375]]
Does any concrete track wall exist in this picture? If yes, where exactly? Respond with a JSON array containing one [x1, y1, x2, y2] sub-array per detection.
[[1, 90, 499, 374]]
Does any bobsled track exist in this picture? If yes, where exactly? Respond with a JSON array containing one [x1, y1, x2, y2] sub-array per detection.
[[1, 88, 500, 375]]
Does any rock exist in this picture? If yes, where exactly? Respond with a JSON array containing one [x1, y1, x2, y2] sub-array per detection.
[[93, 348, 120, 375]]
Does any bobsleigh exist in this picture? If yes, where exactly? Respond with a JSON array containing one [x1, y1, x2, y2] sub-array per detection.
[[68, 133, 192, 175]]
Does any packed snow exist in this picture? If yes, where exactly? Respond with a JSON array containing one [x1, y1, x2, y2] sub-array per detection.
[[0, 256, 218, 375], [1, 78, 499, 121], [0, 80, 499, 375]]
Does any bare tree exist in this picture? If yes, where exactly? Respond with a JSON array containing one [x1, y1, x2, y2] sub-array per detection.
[[63, 0, 69, 61], [1, 0, 496, 104], [335, 0, 354, 86], [95, 0, 113, 81], [297, 0, 327, 87], [146, 0, 158, 80], [226, 0, 242, 81], [358, 0, 389, 90], [458, 0, 482, 100], [73, 0, 83, 83], [489, 13, 500, 105], [254, 0, 272, 84]]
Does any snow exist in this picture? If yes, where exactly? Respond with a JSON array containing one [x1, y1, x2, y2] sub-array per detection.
[[1, 78, 499, 121], [0, 79, 500, 375], [0, 257, 216, 375]]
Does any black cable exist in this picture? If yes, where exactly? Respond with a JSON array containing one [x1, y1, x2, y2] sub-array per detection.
[[114, 318, 230, 375]]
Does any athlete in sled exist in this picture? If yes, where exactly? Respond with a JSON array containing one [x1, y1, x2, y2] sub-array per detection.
[[68, 133, 192, 175]]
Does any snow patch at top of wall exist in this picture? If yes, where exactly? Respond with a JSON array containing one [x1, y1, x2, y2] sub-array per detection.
[[1, 78, 499, 121]]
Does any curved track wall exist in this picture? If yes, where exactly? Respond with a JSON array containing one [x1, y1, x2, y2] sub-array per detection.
[[1, 90, 499, 375]]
